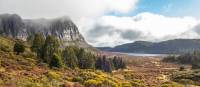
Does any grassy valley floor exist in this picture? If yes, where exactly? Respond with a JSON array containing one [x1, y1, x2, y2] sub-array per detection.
[[112, 56, 187, 87]]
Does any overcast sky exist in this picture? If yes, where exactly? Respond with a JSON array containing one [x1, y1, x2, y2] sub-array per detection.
[[1, 0, 200, 47]]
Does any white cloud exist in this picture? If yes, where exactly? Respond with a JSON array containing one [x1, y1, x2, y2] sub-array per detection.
[[85, 12, 200, 47], [0, 0, 138, 20]]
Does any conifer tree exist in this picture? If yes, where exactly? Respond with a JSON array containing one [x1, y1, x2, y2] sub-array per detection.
[[104, 59, 113, 73], [70, 46, 80, 57], [31, 33, 45, 58], [27, 34, 34, 45], [14, 42, 25, 55], [119, 57, 126, 69], [101, 56, 112, 72], [113, 56, 118, 70], [84, 52, 95, 69], [41, 35, 60, 63], [62, 47, 78, 69], [50, 53, 63, 68], [77, 48, 95, 69], [77, 48, 86, 68], [95, 56, 103, 70]]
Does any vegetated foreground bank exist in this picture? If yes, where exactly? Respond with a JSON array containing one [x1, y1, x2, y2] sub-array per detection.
[[0, 36, 187, 87], [0, 35, 127, 87]]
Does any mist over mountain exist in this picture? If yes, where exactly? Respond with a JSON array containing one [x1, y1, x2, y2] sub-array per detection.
[[97, 39, 200, 54], [0, 14, 90, 48]]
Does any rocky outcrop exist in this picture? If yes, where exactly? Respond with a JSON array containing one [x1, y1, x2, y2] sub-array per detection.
[[0, 14, 26, 39], [0, 14, 90, 48]]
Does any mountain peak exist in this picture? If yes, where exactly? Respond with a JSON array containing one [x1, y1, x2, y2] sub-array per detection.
[[0, 13, 90, 48]]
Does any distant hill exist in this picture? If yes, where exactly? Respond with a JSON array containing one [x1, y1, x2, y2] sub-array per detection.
[[97, 39, 200, 54], [96, 47, 112, 51]]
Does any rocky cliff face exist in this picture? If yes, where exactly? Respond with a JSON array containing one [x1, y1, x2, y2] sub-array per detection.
[[0, 14, 89, 48]]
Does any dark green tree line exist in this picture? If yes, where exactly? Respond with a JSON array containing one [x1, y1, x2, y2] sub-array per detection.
[[95, 55, 126, 72], [31, 34, 62, 68], [30, 33, 126, 71]]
